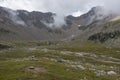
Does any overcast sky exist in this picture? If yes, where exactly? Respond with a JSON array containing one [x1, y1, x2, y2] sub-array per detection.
[[0, 0, 120, 16]]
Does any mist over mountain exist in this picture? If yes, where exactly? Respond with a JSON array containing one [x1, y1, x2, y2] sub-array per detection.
[[1, 0, 120, 27], [0, 0, 120, 46], [0, 5, 119, 42]]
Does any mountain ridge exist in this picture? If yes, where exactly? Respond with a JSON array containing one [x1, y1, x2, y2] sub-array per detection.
[[0, 6, 120, 44]]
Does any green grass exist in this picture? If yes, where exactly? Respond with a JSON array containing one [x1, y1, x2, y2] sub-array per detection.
[[52, 42, 120, 59], [0, 41, 120, 80]]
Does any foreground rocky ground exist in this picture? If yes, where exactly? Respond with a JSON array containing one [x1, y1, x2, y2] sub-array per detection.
[[0, 42, 120, 80]]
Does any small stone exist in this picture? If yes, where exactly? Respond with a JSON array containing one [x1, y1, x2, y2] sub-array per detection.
[[42, 48, 48, 52], [76, 65, 85, 70], [107, 71, 117, 75], [28, 48, 36, 51], [29, 66, 35, 69], [95, 70, 106, 77], [57, 58, 65, 62], [29, 56, 38, 61]]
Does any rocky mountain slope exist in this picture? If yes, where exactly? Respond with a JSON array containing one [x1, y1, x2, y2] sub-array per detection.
[[69, 7, 120, 46], [0, 6, 120, 44]]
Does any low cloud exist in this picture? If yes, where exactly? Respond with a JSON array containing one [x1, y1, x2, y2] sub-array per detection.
[[1, 0, 120, 16], [3, 7, 25, 25]]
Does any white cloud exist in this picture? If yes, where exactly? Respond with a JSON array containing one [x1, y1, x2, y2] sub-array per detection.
[[0, 0, 93, 15], [0, 0, 120, 15], [72, 11, 85, 17]]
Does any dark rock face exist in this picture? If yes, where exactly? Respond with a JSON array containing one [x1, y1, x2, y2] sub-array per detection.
[[17, 10, 54, 28], [88, 31, 120, 43], [0, 7, 10, 17], [0, 6, 55, 28]]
